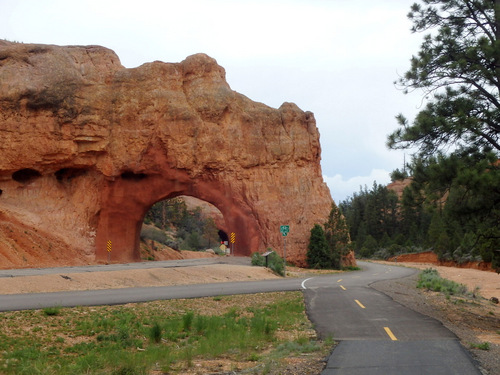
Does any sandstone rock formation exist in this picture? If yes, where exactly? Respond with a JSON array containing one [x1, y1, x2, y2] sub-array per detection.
[[0, 40, 347, 267]]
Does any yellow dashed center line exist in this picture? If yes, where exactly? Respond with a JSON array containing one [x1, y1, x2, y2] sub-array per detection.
[[384, 327, 398, 341], [354, 299, 366, 309], [337, 279, 342, 282], [340, 285, 346, 290]]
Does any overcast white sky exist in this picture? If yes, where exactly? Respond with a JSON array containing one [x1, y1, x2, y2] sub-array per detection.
[[0, 0, 425, 203]]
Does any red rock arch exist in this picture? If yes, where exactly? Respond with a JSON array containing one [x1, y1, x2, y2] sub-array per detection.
[[0, 42, 337, 267], [95, 169, 260, 262]]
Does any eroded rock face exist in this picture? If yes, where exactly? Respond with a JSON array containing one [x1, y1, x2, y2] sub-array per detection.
[[0, 40, 337, 267]]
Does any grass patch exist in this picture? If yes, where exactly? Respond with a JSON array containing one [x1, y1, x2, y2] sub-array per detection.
[[0, 292, 331, 374], [343, 266, 361, 271], [417, 268, 472, 297], [149, 322, 162, 344], [470, 342, 490, 351], [42, 306, 61, 316]]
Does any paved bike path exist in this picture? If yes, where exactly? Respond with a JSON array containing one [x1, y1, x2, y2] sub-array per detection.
[[302, 262, 481, 375]]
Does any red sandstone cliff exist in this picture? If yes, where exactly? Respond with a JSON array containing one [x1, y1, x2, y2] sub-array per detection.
[[0, 40, 347, 268]]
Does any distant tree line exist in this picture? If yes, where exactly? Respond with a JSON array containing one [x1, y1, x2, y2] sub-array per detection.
[[339, 158, 500, 272], [142, 198, 219, 251]]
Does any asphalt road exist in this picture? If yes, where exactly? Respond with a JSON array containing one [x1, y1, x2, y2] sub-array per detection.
[[0, 259, 482, 374], [0, 257, 250, 278]]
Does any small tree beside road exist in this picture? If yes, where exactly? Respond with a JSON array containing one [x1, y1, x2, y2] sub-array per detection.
[[307, 224, 330, 269], [307, 204, 352, 269]]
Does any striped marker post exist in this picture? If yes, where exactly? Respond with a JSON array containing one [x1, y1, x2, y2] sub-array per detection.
[[106, 240, 112, 263]]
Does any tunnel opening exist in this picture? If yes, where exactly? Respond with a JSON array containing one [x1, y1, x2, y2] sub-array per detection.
[[139, 195, 227, 260], [218, 230, 228, 243]]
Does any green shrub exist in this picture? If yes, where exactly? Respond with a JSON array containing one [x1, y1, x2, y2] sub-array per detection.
[[182, 311, 194, 332], [43, 306, 61, 316], [470, 342, 490, 351], [252, 250, 284, 276], [342, 265, 361, 271], [140, 226, 178, 249], [267, 251, 284, 276], [149, 322, 162, 344], [417, 268, 469, 296], [251, 252, 265, 266]]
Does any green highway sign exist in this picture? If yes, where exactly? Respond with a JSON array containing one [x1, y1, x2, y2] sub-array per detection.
[[280, 225, 289, 277]]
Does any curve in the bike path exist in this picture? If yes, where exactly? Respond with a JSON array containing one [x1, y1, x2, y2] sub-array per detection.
[[302, 261, 481, 375]]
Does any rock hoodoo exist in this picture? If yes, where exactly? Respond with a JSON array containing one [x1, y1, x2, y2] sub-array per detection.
[[0, 40, 336, 267]]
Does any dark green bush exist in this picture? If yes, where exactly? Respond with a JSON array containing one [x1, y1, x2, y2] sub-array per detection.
[[251, 250, 284, 276], [43, 306, 61, 316], [140, 226, 178, 250], [149, 322, 162, 344], [251, 252, 265, 266]]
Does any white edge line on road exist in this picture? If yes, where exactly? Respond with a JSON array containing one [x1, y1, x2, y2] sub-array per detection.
[[301, 277, 313, 289]]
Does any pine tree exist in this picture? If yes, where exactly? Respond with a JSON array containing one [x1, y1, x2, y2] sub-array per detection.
[[307, 224, 330, 269], [389, 0, 500, 157], [324, 203, 351, 269]]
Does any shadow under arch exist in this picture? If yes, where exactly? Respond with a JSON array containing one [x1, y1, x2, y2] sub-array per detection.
[[95, 170, 260, 263]]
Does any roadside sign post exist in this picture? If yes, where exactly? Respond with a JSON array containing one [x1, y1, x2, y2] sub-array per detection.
[[230, 232, 236, 256], [279, 225, 289, 277], [106, 240, 112, 263]]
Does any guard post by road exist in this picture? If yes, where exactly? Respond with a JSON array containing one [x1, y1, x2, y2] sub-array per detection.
[[230, 232, 235, 255], [106, 240, 112, 263]]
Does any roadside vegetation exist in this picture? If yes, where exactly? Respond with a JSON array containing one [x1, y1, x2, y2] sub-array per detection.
[[415, 268, 496, 355], [306, 204, 353, 270], [251, 250, 285, 276], [417, 268, 470, 297], [0, 292, 333, 374], [339, 180, 499, 271]]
